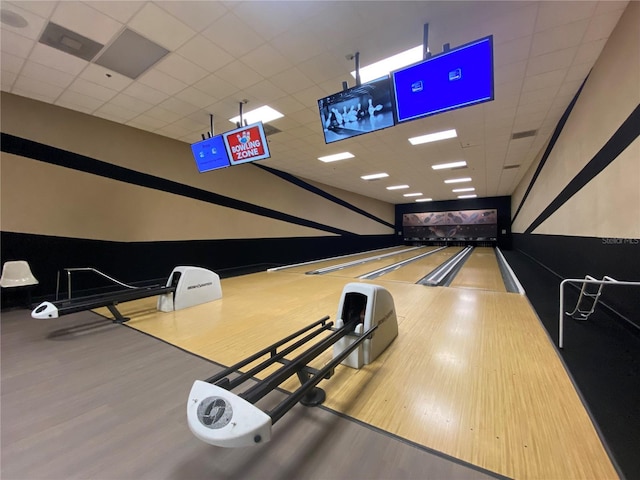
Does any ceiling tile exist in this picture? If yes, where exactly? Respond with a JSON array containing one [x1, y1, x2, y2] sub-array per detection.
[[0, 3, 47, 41], [526, 47, 578, 76], [534, 1, 597, 33], [56, 89, 105, 111], [270, 67, 315, 95], [175, 86, 218, 109], [138, 69, 188, 95], [176, 35, 234, 73], [1, 51, 25, 74], [530, 19, 589, 57], [155, 1, 228, 32], [28, 43, 88, 75], [493, 35, 533, 67], [1, 28, 35, 58], [193, 73, 238, 99], [241, 79, 287, 103], [84, 1, 144, 23], [52, 1, 123, 44], [78, 63, 133, 91], [201, 12, 265, 58], [5, 1, 55, 18], [21, 60, 75, 88], [94, 102, 141, 122], [126, 114, 166, 131], [522, 68, 567, 93], [215, 60, 264, 90], [109, 92, 153, 114], [155, 53, 209, 84], [1, 71, 17, 90], [121, 81, 169, 105], [157, 96, 200, 116], [68, 77, 118, 101], [12, 75, 64, 101], [128, 2, 196, 50], [573, 38, 608, 66], [240, 43, 293, 78]]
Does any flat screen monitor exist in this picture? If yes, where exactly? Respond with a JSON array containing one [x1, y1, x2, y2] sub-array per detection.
[[190, 134, 231, 173], [392, 36, 494, 123], [318, 76, 396, 144], [222, 121, 271, 165]]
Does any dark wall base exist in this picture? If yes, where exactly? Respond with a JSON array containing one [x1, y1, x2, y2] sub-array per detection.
[[1, 231, 399, 307], [513, 233, 640, 328]]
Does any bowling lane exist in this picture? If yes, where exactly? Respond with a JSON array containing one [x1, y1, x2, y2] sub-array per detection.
[[325, 246, 439, 278], [449, 247, 506, 292], [281, 246, 414, 274], [376, 247, 464, 283]]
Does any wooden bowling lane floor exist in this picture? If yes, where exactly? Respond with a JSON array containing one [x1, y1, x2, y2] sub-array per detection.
[[276, 245, 414, 274], [100, 271, 619, 480], [449, 247, 507, 292]]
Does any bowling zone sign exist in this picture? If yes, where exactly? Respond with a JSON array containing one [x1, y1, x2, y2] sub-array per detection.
[[223, 122, 271, 165]]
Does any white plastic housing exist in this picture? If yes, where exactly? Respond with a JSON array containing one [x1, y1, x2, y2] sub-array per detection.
[[187, 380, 272, 448]]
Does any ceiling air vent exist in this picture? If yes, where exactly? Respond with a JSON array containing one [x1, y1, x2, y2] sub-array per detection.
[[39, 22, 104, 61], [262, 124, 282, 136], [503, 165, 520, 170], [511, 130, 537, 140], [95, 29, 169, 79]]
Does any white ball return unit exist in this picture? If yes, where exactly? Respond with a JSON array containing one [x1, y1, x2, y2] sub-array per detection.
[[31, 266, 222, 322], [187, 282, 398, 448]]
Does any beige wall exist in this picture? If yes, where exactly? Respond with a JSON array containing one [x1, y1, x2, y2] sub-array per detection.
[[511, 1, 640, 238], [1, 92, 395, 242]]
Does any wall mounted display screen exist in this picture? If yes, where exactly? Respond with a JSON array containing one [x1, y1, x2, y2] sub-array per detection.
[[190, 134, 231, 173], [318, 76, 396, 144], [222, 121, 271, 165], [392, 36, 494, 123], [402, 209, 497, 240]]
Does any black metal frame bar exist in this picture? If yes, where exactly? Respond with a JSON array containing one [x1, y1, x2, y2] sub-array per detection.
[[268, 324, 377, 424], [204, 316, 330, 384]]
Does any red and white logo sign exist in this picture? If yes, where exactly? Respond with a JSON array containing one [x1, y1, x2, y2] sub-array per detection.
[[224, 124, 268, 165]]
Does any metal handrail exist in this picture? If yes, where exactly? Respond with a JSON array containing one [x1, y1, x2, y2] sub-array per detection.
[[56, 267, 137, 300], [558, 276, 640, 348]]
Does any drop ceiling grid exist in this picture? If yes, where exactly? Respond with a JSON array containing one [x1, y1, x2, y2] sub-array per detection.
[[0, 0, 631, 204]]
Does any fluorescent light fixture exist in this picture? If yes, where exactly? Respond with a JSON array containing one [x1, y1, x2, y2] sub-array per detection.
[[416, 198, 433, 202], [432, 160, 467, 170], [229, 105, 283, 125], [386, 185, 409, 190], [403, 192, 423, 197], [409, 129, 457, 146], [458, 194, 477, 199], [318, 152, 354, 163], [351, 45, 422, 84], [453, 187, 475, 193], [444, 177, 472, 184], [361, 173, 389, 180]]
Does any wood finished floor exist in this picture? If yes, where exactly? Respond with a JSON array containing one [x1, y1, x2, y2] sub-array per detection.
[[0, 308, 503, 480], [91, 248, 619, 480]]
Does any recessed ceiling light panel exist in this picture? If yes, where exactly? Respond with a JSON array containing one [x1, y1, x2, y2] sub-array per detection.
[[409, 129, 457, 145], [229, 105, 284, 125], [318, 152, 354, 162], [361, 173, 389, 180]]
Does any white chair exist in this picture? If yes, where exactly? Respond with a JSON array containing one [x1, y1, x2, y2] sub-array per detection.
[[1, 260, 39, 308], [0, 260, 39, 287]]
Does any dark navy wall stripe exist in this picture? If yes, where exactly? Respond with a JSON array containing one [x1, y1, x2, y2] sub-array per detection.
[[525, 103, 640, 234], [255, 163, 395, 229], [0, 133, 356, 236], [511, 74, 589, 226]]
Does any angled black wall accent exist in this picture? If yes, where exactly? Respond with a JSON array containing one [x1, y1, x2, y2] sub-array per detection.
[[525, 103, 640, 234], [511, 75, 589, 225], [255, 163, 395, 229], [0, 133, 356, 236]]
